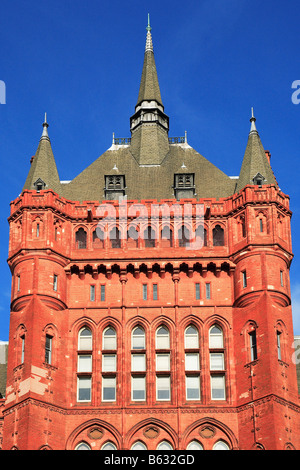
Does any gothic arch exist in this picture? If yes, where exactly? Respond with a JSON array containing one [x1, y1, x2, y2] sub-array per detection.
[[181, 417, 238, 450], [65, 418, 122, 450], [124, 418, 178, 450]]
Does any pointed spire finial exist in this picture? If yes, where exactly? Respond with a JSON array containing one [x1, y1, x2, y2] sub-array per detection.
[[145, 14, 153, 52], [249, 107, 258, 135], [146, 13, 152, 32], [40, 112, 50, 141]]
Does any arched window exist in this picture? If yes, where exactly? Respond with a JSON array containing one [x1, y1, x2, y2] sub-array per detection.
[[144, 226, 156, 248], [93, 228, 104, 248], [161, 226, 173, 248], [185, 325, 199, 349], [101, 442, 117, 450], [156, 441, 173, 450], [75, 442, 91, 450], [131, 441, 147, 450], [184, 325, 200, 401], [76, 228, 87, 249], [156, 326, 170, 349], [156, 326, 171, 401], [178, 225, 190, 248], [132, 326, 146, 350], [78, 327, 93, 351], [102, 327, 117, 402], [209, 325, 226, 401], [127, 226, 139, 248], [187, 440, 203, 450], [209, 325, 223, 349], [213, 441, 230, 450], [109, 227, 121, 249], [213, 225, 224, 246], [103, 327, 117, 350]]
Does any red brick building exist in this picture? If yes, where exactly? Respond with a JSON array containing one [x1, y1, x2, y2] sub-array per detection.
[[1, 20, 299, 450]]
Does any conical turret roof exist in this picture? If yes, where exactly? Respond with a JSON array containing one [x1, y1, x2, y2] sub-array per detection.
[[236, 109, 277, 192], [23, 114, 61, 193]]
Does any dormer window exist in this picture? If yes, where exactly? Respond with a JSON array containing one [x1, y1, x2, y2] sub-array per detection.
[[252, 173, 265, 187], [34, 178, 46, 192], [105, 175, 125, 200], [174, 173, 195, 200]]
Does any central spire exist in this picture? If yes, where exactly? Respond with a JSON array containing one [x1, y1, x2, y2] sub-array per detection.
[[130, 16, 169, 165]]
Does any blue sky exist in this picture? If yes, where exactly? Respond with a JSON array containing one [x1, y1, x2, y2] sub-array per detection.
[[0, 0, 300, 340]]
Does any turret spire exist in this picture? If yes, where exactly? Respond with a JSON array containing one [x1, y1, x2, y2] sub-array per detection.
[[145, 14, 153, 52], [249, 107, 258, 135], [40, 112, 50, 141]]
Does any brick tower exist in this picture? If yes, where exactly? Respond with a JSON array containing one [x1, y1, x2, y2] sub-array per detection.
[[2, 19, 299, 450]]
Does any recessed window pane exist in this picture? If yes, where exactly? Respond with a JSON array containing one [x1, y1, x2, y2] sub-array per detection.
[[186, 375, 200, 400], [156, 353, 170, 371], [102, 376, 116, 401], [156, 326, 170, 349], [156, 376, 170, 401], [185, 326, 199, 349], [102, 354, 116, 372], [185, 353, 199, 371], [211, 375, 225, 400], [79, 328, 92, 350], [77, 376, 91, 402], [131, 354, 146, 372], [209, 325, 223, 349], [210, 353, 224, 370], [103, 327, 116, 350], [132, 327, 145, 349], [78, 355, 92, 373], [132, 376, 146, 401]]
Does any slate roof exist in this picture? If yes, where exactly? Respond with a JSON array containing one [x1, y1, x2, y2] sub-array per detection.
[[22, 24, 277, 203]]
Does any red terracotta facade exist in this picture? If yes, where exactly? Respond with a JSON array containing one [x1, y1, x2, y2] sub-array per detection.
[[1, 184, 299, 450]]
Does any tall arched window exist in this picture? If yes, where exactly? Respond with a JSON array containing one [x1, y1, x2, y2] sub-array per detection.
[[156, 326, 171, 401], [212, 225, 224, 246], [184, 325, 200, 401], [161, 226, 173, 248], [102, 327, 117, 402], [77, 327, 93, 403], [209, 325, 226, 401], [131, 326, 146, 401], [75, 228, 87, 249]]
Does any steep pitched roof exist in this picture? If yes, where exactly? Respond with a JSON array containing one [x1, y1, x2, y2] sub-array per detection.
[[236, 110, 277, 192], [23, 115, 61, 193]]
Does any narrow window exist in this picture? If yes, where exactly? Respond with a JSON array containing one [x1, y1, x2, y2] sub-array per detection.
[[102, 376, 116, 401], [17, 274, 20, 292], [211, 375, 226, 400], [53, 274, 58, 292], [36, 223, 40, 238], [259, 218, 263, 233], [280, 270, 284, 287], [195, 283, 200, 300], [153, 284, 158, 300], [186, 375, 200, 400], [156, 376, 170, 401], [132, 326, 145, 350], [45, 335, 52, 364], [77, 376, 91, 402], [101, 285, 105, 301], [277, 331, 282, 361], [213, 225, 224, 246], [21, 335, 25, 363], [156, 326, 170, 349], [76, 228, 87, 249], [249, 331, 257, 361], [103, 327, 117, 350], [90, 285, 95, 302], [132, 376, 146, 401], [143, 284, 148, 301], [242, 271, 247, 288], [205, 283, 211, 299], [209, 325, 224, 349]]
